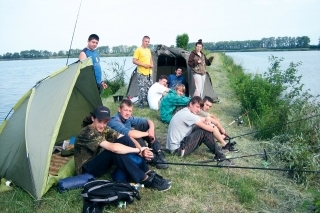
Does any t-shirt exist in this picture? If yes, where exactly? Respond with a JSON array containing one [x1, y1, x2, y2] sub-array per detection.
[[147, 82, 168, 110], [133, 47, 152, 76], [166, 107, 200, 151], [197, 110, 209, 118]]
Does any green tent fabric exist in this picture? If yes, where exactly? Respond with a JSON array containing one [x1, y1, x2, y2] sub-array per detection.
[[0, 58, 102, 200], [126, 45, 219, 101]]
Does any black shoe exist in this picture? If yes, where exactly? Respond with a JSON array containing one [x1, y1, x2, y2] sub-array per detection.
[[222, 142, 238, 153], [149, 151, 169, 169], [148, 171, 171, 185], [142, 172, 171, 191]]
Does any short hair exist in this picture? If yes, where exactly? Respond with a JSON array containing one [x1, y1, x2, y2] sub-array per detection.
[[120, 99, 133, 108], [176, 67, 183, 71], [143, 36, 150, 40], [195, 39, 203, 47], [88, 34, 99, 41], [203, 96, 214, 104], [174, 83, 185, 93], [159, 75, 167, 80], [188, 96, 203, 106]]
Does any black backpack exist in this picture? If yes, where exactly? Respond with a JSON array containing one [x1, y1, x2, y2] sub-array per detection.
[[81, 180, 141, 213]]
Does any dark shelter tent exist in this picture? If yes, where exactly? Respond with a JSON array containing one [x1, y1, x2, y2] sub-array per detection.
[[126, 45, 219, 101]]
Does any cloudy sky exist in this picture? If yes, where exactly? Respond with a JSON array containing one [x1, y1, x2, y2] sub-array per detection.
[[0, 0, 319, 54]]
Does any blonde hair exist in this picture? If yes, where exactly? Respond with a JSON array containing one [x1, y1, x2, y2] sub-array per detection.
[[174, 83, 186, 93]]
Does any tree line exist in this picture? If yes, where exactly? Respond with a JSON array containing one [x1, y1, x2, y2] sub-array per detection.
[[1, 36, 319, 60]]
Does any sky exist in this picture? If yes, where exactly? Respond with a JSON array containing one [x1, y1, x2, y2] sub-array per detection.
[[0, 0, 320, 55]]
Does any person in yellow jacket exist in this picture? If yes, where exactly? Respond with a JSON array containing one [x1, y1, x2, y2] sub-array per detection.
[[133, 36, 153, 108]]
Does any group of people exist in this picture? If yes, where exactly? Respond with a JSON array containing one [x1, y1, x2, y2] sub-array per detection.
[[74, 34, 237, 192]]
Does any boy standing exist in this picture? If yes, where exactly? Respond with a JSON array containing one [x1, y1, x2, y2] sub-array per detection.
[[133, 36, 153, 108], [79, 34, 107, 94]]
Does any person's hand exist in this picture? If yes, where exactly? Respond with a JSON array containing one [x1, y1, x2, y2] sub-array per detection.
[[141, 148, 154, 161], [149, 64, 153, 68], [101, 82, 108, 89], [147, 129, 155, 142], [220, 127, 226, 135], [204, 117, 211, 125]]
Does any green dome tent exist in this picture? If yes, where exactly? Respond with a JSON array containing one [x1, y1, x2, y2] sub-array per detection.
[[0, 58, 102, 200], [126, 44, 219, 101]]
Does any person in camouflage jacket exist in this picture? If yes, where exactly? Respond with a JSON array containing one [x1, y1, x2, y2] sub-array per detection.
[[74, 106, 171, 190]]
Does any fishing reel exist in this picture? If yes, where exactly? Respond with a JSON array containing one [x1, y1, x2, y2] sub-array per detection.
[[235, 118, 244, 125]]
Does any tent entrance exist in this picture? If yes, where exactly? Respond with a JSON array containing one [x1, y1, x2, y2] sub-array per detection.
[[156, 55, 190, 96]]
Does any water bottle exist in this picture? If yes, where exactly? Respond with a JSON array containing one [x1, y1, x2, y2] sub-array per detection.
[[118, 201, 126, 208], [130, 183, 144, 190]]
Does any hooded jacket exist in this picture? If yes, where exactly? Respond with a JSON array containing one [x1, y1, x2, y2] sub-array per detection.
[[159, 89, 191, 123], [188, 50, 213, 75]]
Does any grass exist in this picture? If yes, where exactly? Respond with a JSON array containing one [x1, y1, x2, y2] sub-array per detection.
[[0, 53, 315, 213]]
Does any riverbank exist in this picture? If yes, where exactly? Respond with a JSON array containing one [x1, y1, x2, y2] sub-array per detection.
[[0, 53, 314, 212]]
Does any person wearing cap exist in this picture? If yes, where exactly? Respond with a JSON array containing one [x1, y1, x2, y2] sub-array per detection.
[[74, 106, 171, 191], [108, 99, 169, 169]]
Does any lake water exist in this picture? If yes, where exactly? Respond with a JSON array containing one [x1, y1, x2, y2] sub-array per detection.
[[1, 52, 319, 123], [0, 57, 134, 124], [226, 51, 320, 98]]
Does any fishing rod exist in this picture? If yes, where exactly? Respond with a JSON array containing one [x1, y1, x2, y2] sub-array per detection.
[[228, 111, 249, 126], [66, 0, 83, 66], [226, 114, 320, 141], [160, 161, 320, 173], [197, 149, 288, 165]]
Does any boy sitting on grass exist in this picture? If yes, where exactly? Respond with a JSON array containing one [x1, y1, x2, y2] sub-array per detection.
[[159, 83, 191, 123]]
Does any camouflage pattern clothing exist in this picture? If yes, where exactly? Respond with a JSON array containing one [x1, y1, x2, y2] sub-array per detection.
[[138, 73, 153, 108], [74, 125, 120, 175]]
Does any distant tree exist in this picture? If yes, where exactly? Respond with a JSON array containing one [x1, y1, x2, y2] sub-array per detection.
[[176, 33, 189, 50], [318, 37, 320, 46]]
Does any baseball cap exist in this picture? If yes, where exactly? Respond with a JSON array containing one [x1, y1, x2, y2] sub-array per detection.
[[92, 106, 110, 120]]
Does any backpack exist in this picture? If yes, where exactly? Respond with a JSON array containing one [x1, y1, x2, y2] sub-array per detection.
[[81, 180, 141, 213]]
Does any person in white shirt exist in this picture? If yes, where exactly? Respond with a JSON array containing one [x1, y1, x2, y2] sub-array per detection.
[[147, 75, 169, 110]]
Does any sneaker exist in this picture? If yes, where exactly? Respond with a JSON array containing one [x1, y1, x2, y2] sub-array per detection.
[[142, 172, 171, 191], [222, 142, 239, 153], [149, 151, 169, 169], [221, 148, 229, 154], [213, 153, 227, 161], [148, 171, 171, 185], [218, 159, 236, 166]]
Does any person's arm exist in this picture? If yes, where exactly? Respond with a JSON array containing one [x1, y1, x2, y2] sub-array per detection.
[[128, 129, 149, 138], [194, 118, 216, 132], [146, 119, 155, 141], [133, 58, 150, 68], [79, 51, 87, 60], [100, 140, 148, 154], [204, 53, 214, 66], [169, 95, 190, 106], [149, 52, 153, 68], [208, 116, 226, 135], [188, 52, 197, 68]]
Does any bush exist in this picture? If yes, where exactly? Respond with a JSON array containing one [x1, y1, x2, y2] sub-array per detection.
[[101, 59, 127, 98], [221, 53, 320, 185]]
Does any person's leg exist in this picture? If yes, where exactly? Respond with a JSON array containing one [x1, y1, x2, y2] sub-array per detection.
[[200, 74, 206, 97], [193, 74, 201, 96], [132, 121, 161, 152], [112, 153, 147, 183], [115, 135, 136, 147], [137, 74, 145, 108], [82, 150, 114, 177], [177, 127, 224, 158]]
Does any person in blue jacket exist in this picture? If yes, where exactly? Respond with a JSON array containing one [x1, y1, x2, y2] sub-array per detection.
[[108, 99, 168, 169], [159, 83, 191, 123], [167, 67, 187, 89], [78, 34, 107, 94]]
